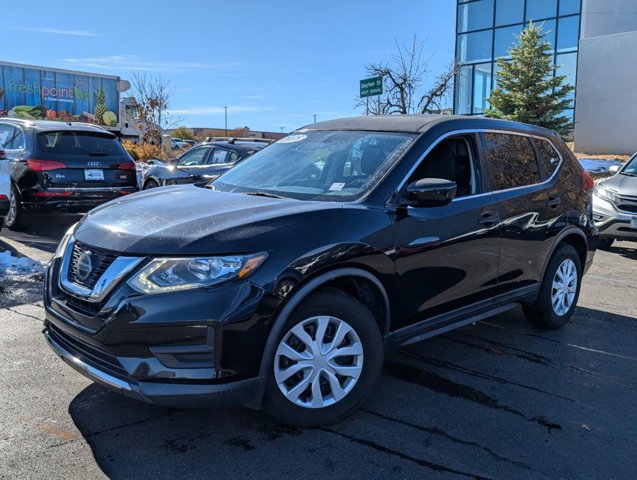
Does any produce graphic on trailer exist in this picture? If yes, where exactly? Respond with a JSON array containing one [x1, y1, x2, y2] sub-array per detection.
[[0, 61, 120, 128]]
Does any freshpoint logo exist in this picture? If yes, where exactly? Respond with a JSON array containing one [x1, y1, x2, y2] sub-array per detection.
[[7, 79, 75, 98]]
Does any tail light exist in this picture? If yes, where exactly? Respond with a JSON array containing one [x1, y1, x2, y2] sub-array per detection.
[[26, 159, 67, 171], [117, 162, 136, 171], [581, 171, 595, 191]]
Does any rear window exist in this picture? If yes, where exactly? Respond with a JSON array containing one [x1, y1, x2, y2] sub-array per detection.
[[483, 133, 541, 190], [36, 131, 126, 156]]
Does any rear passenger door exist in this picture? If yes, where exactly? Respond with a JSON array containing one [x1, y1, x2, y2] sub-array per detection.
[[480, 131, 561, 296]]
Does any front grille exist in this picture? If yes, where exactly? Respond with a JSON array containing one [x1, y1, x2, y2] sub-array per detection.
[[48, 324, 127, 379], [68, 241, 118, 289]]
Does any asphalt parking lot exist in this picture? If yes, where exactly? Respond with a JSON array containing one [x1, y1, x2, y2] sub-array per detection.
[[1, 217, 636, 479]]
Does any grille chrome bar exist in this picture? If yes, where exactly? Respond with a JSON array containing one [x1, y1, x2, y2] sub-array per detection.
[[59, 238, 144, 303]]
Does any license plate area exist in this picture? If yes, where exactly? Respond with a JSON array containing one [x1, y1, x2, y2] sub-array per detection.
[[84, 169, 104, 181]]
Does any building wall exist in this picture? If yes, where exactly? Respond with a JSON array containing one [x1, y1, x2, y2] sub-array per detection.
[[574, 30, 637, 154], [581, 0, 637, 38]]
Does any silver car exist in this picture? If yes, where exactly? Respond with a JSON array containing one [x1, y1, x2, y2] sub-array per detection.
[[593, 153, 637, 249]]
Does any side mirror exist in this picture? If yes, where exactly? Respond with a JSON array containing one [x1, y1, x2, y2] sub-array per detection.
[[608, 165, 620, 174], [406, 178, 457, 207]]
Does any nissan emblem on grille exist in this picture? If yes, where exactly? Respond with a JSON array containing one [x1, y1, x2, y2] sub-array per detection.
[[76, 251, 93, 282]]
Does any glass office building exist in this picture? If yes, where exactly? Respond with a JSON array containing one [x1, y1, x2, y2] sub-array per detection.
[[454, 0, 581, 122]]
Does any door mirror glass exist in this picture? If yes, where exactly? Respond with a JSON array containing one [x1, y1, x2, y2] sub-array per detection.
[[406, 178, 457, 207], [609, 165, 620, 174]]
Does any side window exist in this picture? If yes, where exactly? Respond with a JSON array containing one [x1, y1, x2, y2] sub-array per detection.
[[482, 133, 540, 190], [177, 147, 209, 166], [209, 148, 232, 164], [407, 136, 478, 198], [533, 138, 561, 178]]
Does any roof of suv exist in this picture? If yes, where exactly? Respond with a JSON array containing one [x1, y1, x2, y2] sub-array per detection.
[[302, 115, 559, 138], [0, 118, 115, 135]]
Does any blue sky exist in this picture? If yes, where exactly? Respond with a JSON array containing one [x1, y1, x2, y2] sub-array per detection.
[[4, 1, 455, 133]]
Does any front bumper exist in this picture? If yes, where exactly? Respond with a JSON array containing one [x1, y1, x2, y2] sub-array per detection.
[[43, 256, 280, 409], [593, 195, 637, 241]]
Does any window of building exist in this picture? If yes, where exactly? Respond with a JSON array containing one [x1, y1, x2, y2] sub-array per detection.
[[556, 52, 577, 100], [455, 66, 473, 114], [457, 0, 494, 33], [483, 133, 541, 190], [494, 24, 523, 58], [526, 0, 558, 21], [495, 0, 524, 26], [559, 0, 581, 16], [457, 30, 493, 63], [473, 63, 493, 113], [557, 15, 580, 52], [533, 138, 561, 177]]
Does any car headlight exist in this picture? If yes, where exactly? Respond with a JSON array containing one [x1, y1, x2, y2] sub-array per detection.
[[594, 184, 618, 203], [51, 223, 77, 262], [127, 253, 268, 294]]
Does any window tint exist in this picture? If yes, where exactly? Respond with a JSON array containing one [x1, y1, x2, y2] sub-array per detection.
[[408, 137, 477, 198], [178, 147, 209, 166], [483, 133, 540, 190], [533, 138, 561, 177], [36, 131, 125, 156]]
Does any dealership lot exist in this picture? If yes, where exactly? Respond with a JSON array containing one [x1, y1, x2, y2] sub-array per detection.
[[1, 218, 636, 479]]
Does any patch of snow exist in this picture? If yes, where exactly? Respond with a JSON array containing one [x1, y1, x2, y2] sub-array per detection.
[[0, 251, 43, 279], [579, 158, 624, 174]]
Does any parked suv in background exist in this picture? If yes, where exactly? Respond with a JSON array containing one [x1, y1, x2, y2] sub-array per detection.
[[0, 119, 138, 230], [593, 152, 637, 248], [0, 148, 9, 232], [43, 116, 597, 426], [142, 139, 271, 189]]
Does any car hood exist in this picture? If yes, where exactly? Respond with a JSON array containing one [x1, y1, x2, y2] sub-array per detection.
[[74, 185, 341, 254], [601, 173, 637, 197]]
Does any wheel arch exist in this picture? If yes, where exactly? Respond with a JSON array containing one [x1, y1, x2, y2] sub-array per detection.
[[257, 267, 390, 380]]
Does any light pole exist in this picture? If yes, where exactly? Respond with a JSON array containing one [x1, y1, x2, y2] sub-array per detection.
[[224, 106, 228, 137]]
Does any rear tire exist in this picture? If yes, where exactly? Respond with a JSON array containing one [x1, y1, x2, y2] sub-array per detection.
[[523, 244, 581, 329], [263, 289, 383, 427], [4, 184, 27, 231], [143, 178, 160, 190], [598, 238, 614, 250]]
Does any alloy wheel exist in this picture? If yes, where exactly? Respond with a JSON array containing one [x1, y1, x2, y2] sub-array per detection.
[[274, 315, 364, 409]]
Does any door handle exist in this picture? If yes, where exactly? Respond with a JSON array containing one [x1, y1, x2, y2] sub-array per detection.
[[546, 197, 561, 208], [478, 213, 500, 227]]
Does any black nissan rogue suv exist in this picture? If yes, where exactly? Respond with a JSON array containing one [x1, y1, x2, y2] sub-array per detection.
[[0, 119, 137, 230], [43, 116, 597, 426]]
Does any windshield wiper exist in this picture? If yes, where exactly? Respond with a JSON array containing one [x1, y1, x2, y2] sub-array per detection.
[[243, 191, 284, 199]]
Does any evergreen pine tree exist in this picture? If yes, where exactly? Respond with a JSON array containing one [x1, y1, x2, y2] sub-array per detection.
[[485, 22, 575, 136]]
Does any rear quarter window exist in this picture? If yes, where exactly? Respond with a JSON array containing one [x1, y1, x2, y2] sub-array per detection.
[[36, 131, 126, 156], [483, 133, 541, 190]]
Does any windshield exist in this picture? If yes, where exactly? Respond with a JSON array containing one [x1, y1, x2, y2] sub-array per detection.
[[622, 154, 637, 175], [211, 130, 416, 201]]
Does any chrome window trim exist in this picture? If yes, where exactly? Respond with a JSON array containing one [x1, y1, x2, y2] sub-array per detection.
[[59, 238, 144, 303], [391, 128, 564, 204]]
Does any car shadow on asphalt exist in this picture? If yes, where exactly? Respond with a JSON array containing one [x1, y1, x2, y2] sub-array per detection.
[[67, 306, 637, 480]]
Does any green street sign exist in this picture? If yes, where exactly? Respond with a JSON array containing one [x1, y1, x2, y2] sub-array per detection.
[[360, 76, 383, 98]]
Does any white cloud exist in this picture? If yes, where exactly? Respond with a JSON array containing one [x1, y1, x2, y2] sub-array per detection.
[[12, 27, 102, 37], [59, 55, 242, 73], [167, 106, 270, 116]]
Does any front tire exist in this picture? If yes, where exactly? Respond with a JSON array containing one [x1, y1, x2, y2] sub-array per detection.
[[523, 244, 582, 329], [263, 289, 383, 427], [4, 184, 27, 231]]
